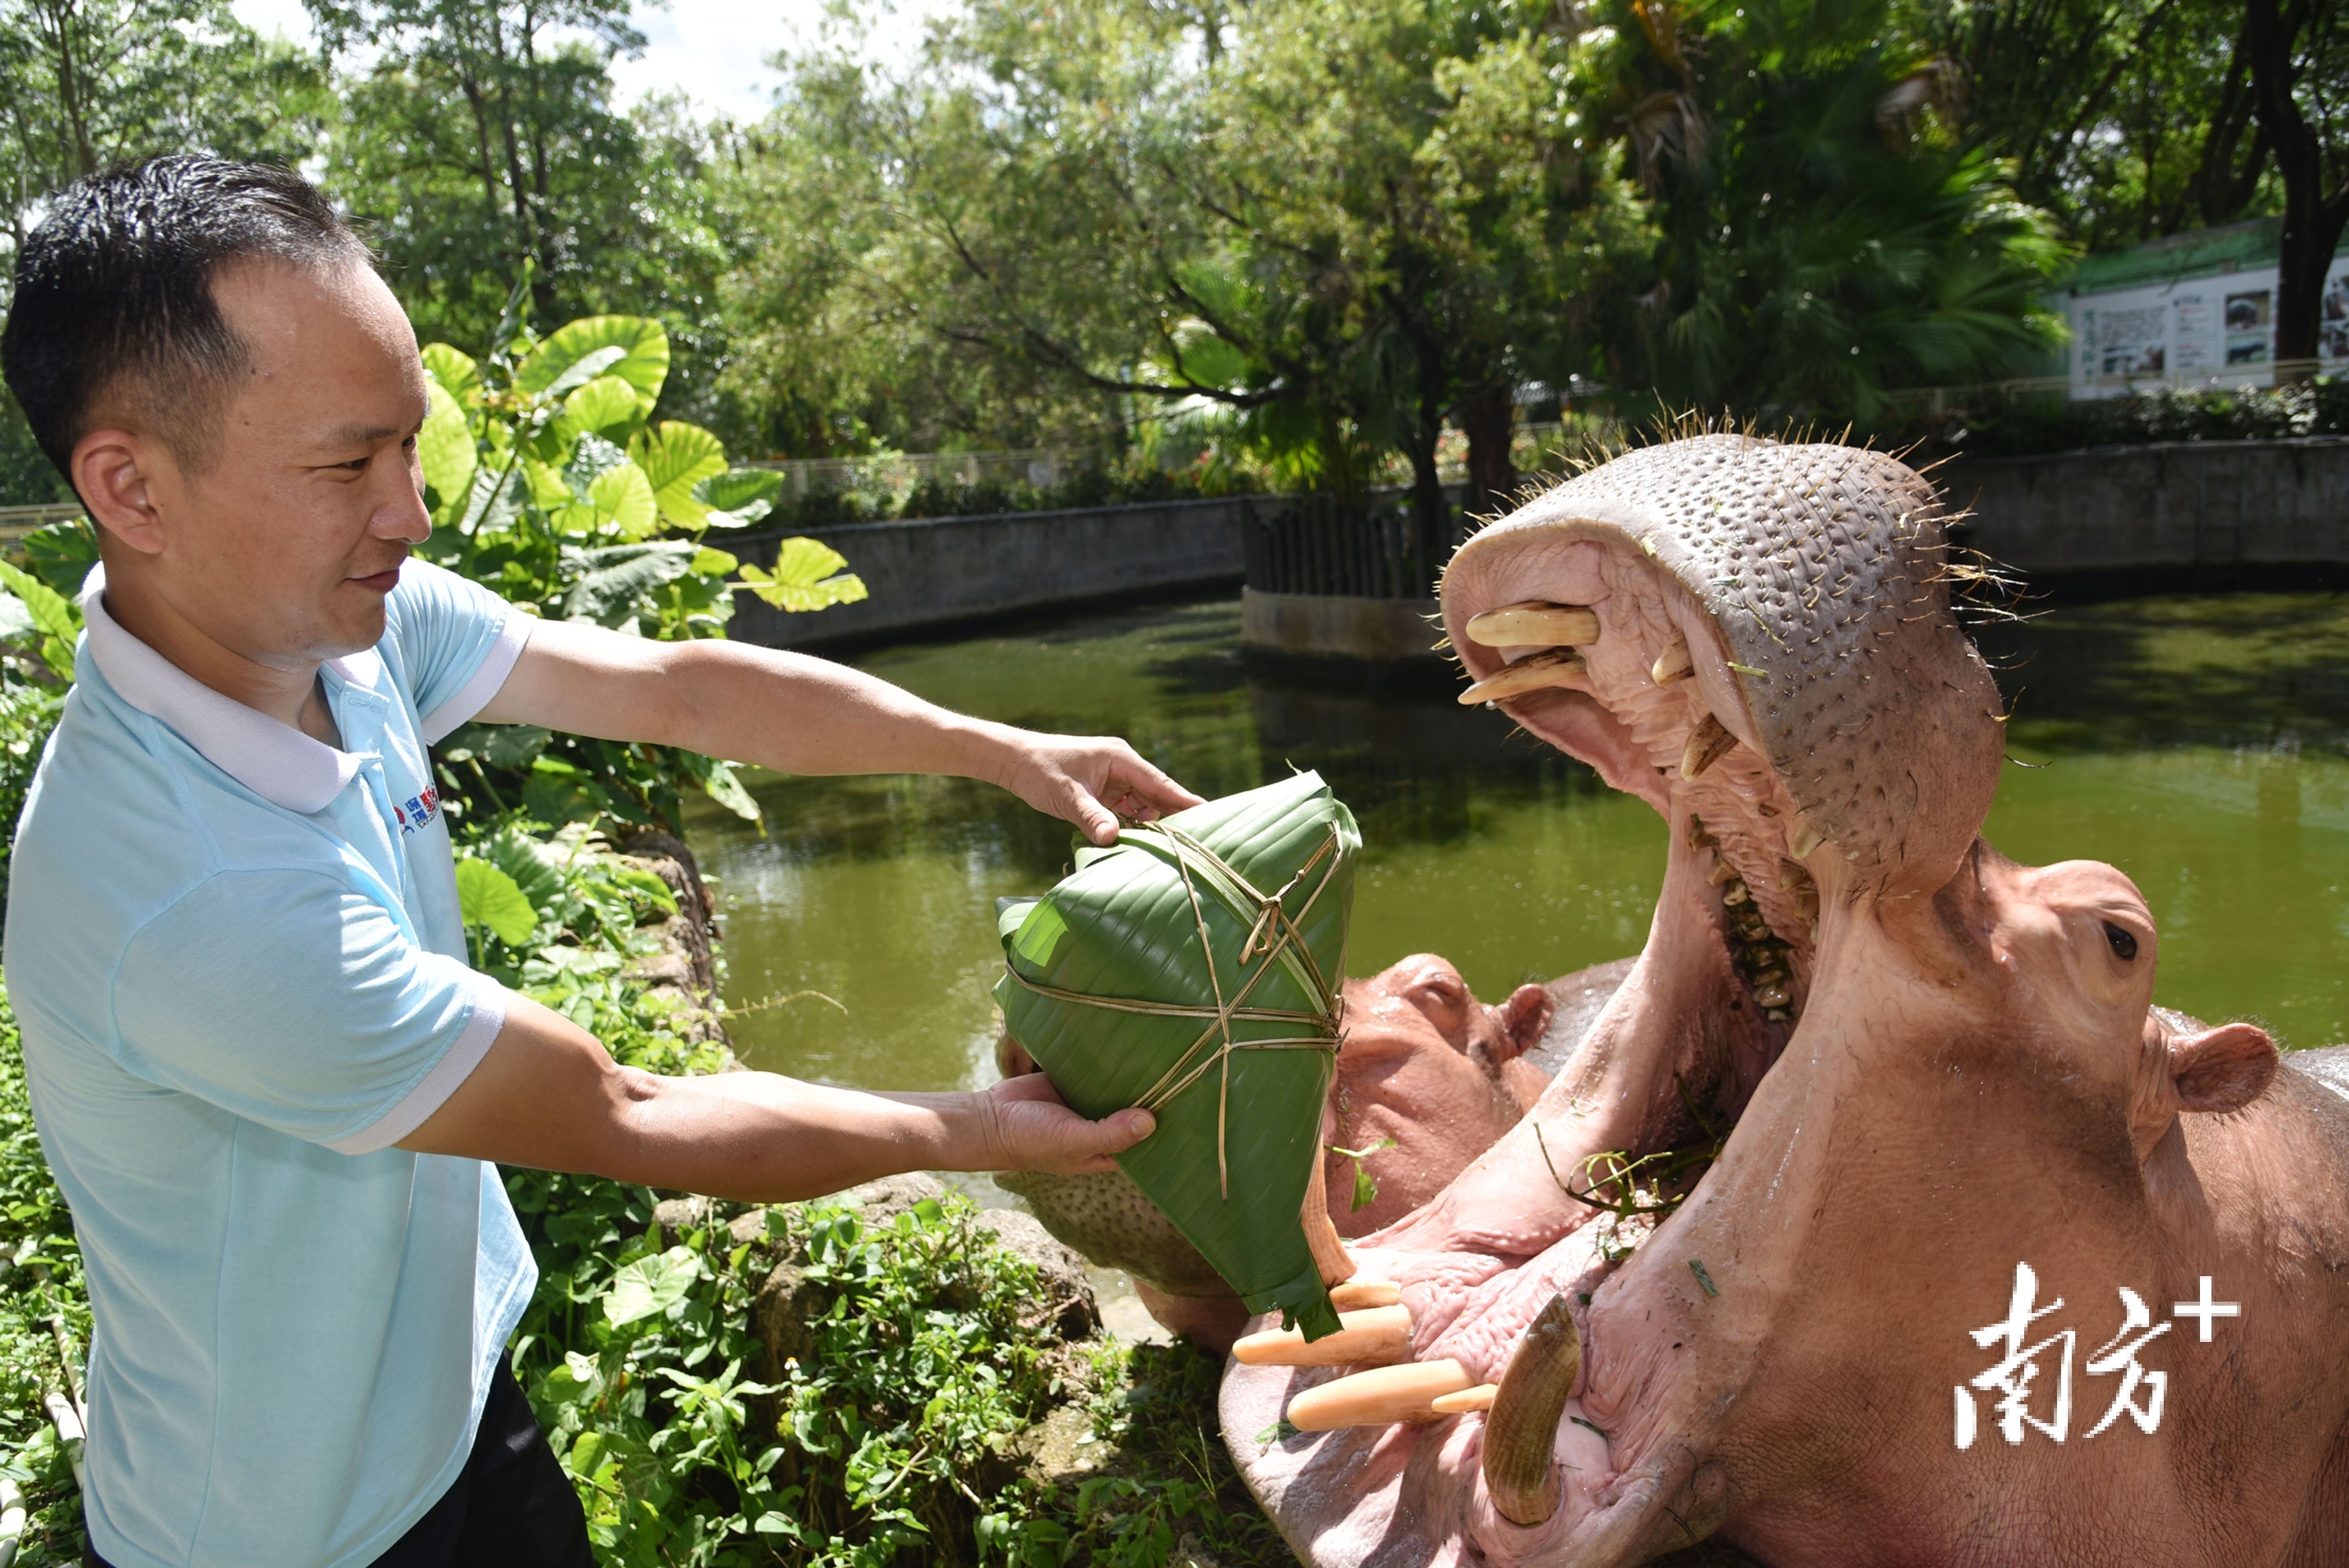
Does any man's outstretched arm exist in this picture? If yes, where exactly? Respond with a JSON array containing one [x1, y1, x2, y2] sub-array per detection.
[[396, 992, 1155, 1198], [472, 617, 1199, 844]]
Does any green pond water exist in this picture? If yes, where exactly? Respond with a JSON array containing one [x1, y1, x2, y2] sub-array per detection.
[[685, 590, 2349, 1104]]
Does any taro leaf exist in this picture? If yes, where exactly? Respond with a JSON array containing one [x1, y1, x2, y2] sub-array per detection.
[[483, 725, 554, 772], [479, 823, 567, 912], [561, 432, 630, 499], [21, 518, 99, 598], [734, 537, 868, 613], [702, 760, 762, 822], [630, 421, 728, 529], [560, 541, 701, 626], [603, 1244, 701, 1326], [454, 858, 538, 947], [690, 545, 739, 577], [694, 467, 783, 529], [458, 460, 526, 538], [540, 344, 628, 400], [418, 380, 478, 525], [559, 374, 646, 444], [993, 771, 1357, 1339], [0, 593, 32, 641], [421, 343, 482, 408], [588, 460, 659, 540], [0, 562, 81, 682], [514, 317, 668, 412]]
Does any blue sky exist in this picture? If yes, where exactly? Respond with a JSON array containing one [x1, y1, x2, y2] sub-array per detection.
[[225, 0, 948, 123]]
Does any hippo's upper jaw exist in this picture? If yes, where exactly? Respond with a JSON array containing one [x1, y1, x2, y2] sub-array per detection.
[[1223, 436, 2015, 1568]]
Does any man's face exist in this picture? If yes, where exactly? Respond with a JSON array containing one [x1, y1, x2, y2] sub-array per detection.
[[117, 257, 433, 666]]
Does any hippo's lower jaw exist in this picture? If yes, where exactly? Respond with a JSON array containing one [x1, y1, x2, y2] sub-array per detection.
[[1223, 439, 2007, 1568]]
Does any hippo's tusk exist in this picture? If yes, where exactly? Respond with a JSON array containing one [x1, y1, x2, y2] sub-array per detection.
[[1465, 602, 1601, 649], [1431, 1382, 1499, 1416], [1458, 649, 1587, 707], [1301, 1150, 1358, 1288], [1789, 815, 1823, 859], [1681, 713, 1738, 780], [1329, 1279, 1402, 1310], [1650, 640, 1695, 685], [1483, 1294, 1583, 1528], [1286, 1359, 1477, 1430], [1233, 1304, 1413, 1367]]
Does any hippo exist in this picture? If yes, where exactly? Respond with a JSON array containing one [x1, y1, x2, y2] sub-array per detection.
[[1217, 433, 2349, 1566], [999, 953, 1640, 1347]]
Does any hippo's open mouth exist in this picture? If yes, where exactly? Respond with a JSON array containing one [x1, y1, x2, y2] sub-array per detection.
[[1221, 435, 2007, 1568]]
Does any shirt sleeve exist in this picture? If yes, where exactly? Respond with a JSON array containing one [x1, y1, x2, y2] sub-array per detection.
[[384, 558, 534, 743], [109, 869, 511, 1155]]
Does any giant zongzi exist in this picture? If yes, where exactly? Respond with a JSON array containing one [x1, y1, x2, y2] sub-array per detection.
[[994, 772, 1359, 1340]]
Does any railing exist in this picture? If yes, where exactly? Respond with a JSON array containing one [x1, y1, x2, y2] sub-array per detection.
[[738, 448, 1089, 499], [1881, 359, 2331, 413], [1242, 492, 1477, 600], [0, 503, 83, 542]]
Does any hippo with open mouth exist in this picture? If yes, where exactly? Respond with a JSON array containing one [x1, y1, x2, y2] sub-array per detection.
[[1217, 434, 2349, 1566]]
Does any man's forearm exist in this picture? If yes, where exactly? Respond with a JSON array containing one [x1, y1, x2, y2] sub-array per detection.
[[596, 1066, 1000, 1203]]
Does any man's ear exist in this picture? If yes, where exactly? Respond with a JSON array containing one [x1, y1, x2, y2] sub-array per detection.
[[71, 425, 171, 556], [2170, 1021, 2279, 1115], [1489, 984, 1554, 1065]]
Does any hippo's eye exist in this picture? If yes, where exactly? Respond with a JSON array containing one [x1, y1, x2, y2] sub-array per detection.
[[2103, 923, 2138, 961]]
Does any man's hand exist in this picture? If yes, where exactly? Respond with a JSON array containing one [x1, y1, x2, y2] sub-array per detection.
[[983, 731, 1203, 847], [973, 1071, 1158, 1174]]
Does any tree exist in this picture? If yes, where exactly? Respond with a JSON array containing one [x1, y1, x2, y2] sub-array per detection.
[[0, 0, 329, 500], [309, 0, 747, 428], [2242, 0, 2349, 377], [1913, 0, 2279, 250], [1587, 0, 2070, 417]]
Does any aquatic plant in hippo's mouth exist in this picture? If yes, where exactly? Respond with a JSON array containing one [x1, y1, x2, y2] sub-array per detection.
[[1218, 431, 2349, 1568]]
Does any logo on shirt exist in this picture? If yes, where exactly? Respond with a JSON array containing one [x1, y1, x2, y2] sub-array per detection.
[[391, 786, 442, 836]]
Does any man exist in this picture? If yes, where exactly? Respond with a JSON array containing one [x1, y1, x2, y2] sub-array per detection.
[[0, 157, 1187, 1567]]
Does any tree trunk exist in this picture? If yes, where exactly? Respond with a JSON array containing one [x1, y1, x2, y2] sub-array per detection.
[[2244, 0, 2349, 382], [1460, 376, 1517, 521]]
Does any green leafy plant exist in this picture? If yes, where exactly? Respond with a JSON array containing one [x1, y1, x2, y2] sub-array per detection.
[[411, 282, 861, 834]]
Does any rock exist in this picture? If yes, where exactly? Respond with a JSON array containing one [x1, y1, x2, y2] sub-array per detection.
[[974, 1207, 1100, 1341], [1012, 1400, 1112, 1488], [837, 1171, 948, 1225], [611, 827, 728, 1049], [652, 1195, 713, 1236], [1170, 1534, 1226, 1568]]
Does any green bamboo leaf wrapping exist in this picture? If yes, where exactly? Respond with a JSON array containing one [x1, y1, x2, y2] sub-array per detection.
[[993, 772, 1357, 1339]]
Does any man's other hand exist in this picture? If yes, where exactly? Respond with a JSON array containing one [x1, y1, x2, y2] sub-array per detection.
[[990, 731, 1203, 846], [975, 1072, 1158, 1175]]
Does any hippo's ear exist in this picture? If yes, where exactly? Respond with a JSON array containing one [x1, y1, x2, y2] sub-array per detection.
[[2170, 1021, 2279, 1116], [1491, 985, 1555, 1065]]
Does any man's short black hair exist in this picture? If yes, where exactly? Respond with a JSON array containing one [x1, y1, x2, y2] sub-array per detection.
[[1, 156, 368, 484]]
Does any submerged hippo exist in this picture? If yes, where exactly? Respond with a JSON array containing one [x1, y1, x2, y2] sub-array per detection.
[[1220, 434, 2349, 1566], [999, 953, 1638, 1347]]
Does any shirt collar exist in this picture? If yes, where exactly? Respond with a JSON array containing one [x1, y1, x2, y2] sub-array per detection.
[[80, 564, 382, 815]]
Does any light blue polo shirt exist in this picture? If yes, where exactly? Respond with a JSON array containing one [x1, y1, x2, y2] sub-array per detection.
[[3, 560, 538, 1568]]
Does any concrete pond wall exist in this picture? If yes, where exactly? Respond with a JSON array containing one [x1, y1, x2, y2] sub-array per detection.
[[1946, 436, 2349, 575], [723, 494, 1249, 649], [719, 438, 2349, 658]]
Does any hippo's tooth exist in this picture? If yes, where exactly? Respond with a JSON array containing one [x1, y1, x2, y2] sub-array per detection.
[[1651, 640, 1695, 685], [1458, 649, 1587, 707], [1789, 817, 1824, 859], [1430, 1383, 1500, 1416], [1465, 602, 1601, 648], [1483, 1294, 1583, 1527], [1329, 1280, 1402, 1310], [1754, 983, 1790, 1008], [1286, 1359, 1477, 1430], [1232, 1304, 1413, 1367], [1681, 713, 1738, 780]]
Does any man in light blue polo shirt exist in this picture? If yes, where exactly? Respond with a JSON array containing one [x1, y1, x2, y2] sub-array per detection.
[[0, 158, 1189, 1567]]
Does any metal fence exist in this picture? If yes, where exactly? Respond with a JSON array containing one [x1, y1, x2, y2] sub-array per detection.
[[738, 448, 1089, 499], [1241, 491, 1477, 600], [0, 503, 84, 543]]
